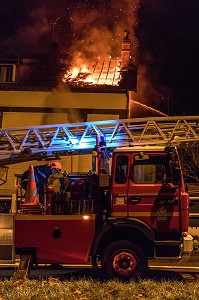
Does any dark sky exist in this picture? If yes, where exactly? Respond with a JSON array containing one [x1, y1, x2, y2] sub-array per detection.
[[0, 0, 138, 57], [0, 0, 199, 115], [136, 0, 199, 115]]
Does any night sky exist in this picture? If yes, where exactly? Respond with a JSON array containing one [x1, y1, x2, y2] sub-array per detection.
[[136, 0, 199, 115], [0, 0, 139, 57], [0, 0, 199, 115]]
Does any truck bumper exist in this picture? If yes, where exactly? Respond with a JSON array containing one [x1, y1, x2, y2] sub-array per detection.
[[183, 234, 193, 254], [179, 234, 194, 263]]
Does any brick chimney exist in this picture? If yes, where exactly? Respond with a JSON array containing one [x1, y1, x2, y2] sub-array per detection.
[[120, 30, 131, 68]]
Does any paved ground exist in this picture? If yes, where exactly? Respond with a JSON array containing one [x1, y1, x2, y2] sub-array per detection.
[[0, 253, 198, 281], [0, 266, 186, 282], [149, 253, 199, 273]]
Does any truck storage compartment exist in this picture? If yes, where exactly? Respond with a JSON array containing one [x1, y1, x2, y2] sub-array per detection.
[[0, 214, 15, 263]]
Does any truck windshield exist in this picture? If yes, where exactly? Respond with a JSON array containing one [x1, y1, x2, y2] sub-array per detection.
[[131, 156, 171, 184]]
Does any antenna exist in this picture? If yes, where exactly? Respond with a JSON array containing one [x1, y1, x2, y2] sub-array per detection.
[[51, 17, 61, 43]]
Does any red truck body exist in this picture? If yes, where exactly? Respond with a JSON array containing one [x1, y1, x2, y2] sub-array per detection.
[[15, 215, 95, 264], [0, 145, 193, 280]]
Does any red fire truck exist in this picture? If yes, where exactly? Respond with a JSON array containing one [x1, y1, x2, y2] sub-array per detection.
[[0, 116, 198, 280]]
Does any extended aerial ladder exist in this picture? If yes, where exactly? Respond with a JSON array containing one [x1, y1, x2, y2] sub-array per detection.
[[0, 115, 198, 166]]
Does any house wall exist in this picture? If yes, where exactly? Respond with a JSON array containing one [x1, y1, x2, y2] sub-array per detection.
[[0, 155, 92, 197], [0, 90, 128, 125], [0, 89, 127, 196], [2, 112, 68, 127], [0, 91, 127, 109]]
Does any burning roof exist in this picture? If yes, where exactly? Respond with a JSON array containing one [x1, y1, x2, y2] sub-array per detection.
[[62, 30, 137, 92], [63, 56, 121, 86], [0, 30, 137, 94]]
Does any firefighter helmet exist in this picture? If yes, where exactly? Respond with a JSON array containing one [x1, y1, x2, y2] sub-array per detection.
[[49, 161, 62, 171]]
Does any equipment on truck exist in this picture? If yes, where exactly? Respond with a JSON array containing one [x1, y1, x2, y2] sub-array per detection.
[[21, 162, 62, 204], [0, 116, 198, 280]]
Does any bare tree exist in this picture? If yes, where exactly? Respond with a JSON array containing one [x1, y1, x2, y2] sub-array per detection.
[[178, 142, 199, 183]]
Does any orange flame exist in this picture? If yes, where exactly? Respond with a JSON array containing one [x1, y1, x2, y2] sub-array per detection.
[[63, 57, 122, 86]]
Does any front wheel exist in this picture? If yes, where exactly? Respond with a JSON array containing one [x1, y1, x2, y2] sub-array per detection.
[[101, 240, 148, 280]]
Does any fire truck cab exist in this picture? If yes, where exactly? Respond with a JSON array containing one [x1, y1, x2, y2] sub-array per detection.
[[91, 145, 193, 279]]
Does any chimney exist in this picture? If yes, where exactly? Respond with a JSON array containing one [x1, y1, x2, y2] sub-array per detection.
[[120, 30, 131, 68]]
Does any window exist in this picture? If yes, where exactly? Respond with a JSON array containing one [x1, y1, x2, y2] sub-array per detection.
[[131, 156, 170, 184], [115, 155, 128, 184], [0, 65, 16, 83]]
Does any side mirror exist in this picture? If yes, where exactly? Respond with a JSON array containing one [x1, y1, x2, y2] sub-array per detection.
[[162, 181, 178, 191], [172, 166, 181, 186], [169, 160, 182, 187]]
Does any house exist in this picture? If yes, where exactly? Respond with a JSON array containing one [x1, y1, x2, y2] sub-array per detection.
[[0, 30, 141, 127]]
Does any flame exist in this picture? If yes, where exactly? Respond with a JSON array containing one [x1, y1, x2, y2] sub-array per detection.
[[63, 57, 122, 86], [81, 65, 90, 73], [71, 67, 79, 78]]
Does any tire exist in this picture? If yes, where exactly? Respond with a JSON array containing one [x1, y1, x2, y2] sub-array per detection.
[[101, 240, 148, 280]]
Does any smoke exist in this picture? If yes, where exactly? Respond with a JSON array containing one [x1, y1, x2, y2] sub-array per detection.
[[68, 0, 140, 60], [135, 0, 199, 114], [0, 3, 51, 57], [0, 0, 139, 58]]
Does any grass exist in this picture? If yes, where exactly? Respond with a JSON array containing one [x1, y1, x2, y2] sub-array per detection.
[[0, 277, 198, 300]]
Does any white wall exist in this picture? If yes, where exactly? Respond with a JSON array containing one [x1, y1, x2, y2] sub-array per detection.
[[2, 112, 68, 128], [87, 114, 119, 121], [0, 154, 93, 195], [0, 91, 125, 194], [0, 91, 127, 110]]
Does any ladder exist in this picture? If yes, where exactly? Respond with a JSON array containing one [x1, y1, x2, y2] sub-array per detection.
[[0, 116, 198, 165]]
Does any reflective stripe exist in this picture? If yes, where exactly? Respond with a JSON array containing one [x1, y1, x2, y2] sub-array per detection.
[[111, 212, 180, 217], [15, 214, 96, 221], [37, 170, 47, 179]]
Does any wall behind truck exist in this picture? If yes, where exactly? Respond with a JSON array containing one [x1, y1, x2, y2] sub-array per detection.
[[1, 110, 119, 190], [0, 97, 120, 198], [0, 155, 94, 195], [2, 112, 68, 127], [0, 91, 128, 112]]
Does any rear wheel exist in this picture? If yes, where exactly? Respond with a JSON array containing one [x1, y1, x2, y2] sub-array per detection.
[[101, 240, 148, 280]]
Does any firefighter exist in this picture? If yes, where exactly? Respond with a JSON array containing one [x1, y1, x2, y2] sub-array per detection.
[[48, 169, 69, 193], [21, 161, 62, 203]]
